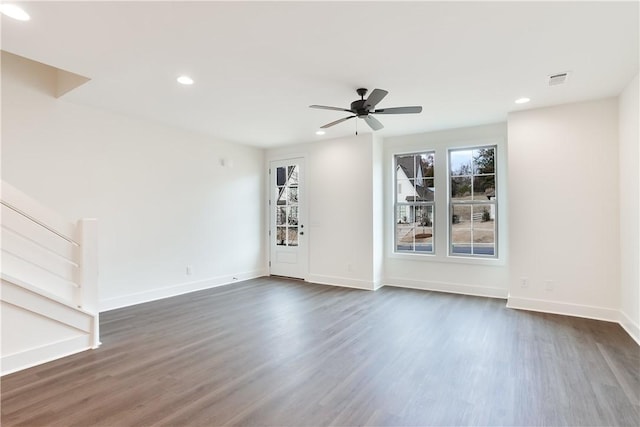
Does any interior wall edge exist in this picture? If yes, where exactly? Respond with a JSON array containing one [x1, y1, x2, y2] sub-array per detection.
[[619, 309, 640, 346]]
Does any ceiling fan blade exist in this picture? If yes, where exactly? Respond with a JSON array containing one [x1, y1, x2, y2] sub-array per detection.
[[364, 115, 384, 131], [321, 115, 356, 129], [373, 106, 423, 114], [363, 89, 388, 110], [310, 105, 353, 113]]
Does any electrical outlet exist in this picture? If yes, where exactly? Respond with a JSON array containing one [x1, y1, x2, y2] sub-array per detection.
[[545, 280, 554, 291], [186, 265, 193, 276], [520, 277, 529, 288], [347, 263, 353, 272]]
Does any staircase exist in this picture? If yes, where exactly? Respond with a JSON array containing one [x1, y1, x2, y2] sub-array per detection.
[[1, 181, 99, 375]]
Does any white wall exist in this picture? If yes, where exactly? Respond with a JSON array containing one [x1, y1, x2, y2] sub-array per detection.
[[383, 123, 509, 298], [1, 52, 266, 311], [266, 134, 380, 289], [618, 73, 640, 343], [507, 98, 620, 321]]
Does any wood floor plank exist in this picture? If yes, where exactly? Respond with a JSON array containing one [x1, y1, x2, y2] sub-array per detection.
[[2, 277, 639, 426]]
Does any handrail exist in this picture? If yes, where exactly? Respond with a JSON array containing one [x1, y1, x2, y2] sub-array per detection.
[[1, 201, 79, 246]]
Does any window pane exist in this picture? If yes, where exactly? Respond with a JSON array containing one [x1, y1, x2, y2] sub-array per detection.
[[396, 155, 415, 179], [450, 150, 472, 176], [451, 177, 472, 200], [414, 205, 433, 253], [472, 207, 495, 256], [398, 178, 416, 202], [473, 176, 495, 201], [473, 148, 495, 175], [421, 153, 435, 178], [396, 206, 414, 251], [423, 178, 434, 190], [451, 204, 471, 254], [395, 205, 434, 253]]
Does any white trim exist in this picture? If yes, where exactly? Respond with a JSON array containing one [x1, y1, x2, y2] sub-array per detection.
[[99, 269, 267, 312], [384, 277, 507, 299], [1, 334, 92, 376], [1, 279, 94, 332], [619, 310, 640, 346], [506, 296, 619, 323], [307, 274, 375, 291]]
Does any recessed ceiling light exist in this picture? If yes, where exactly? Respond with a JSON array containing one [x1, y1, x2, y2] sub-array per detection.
[[0, 4, 30, 21], [515, 97, 530, 104], [315, 130, 326, 135], [177, 75, 194, 85]]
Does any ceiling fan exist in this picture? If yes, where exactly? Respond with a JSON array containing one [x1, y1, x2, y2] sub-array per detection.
[[310, 88, 422, 131]]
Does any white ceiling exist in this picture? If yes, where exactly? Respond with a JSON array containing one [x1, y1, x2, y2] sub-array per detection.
[[2, 1, 638, 148]]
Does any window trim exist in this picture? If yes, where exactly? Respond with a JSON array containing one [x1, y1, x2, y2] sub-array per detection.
[[393, 151, 436, 255], [448, 145, 498, 259], [386, 136, 505, 266]]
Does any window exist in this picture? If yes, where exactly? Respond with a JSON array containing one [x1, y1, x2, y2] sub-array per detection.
[[449, 146, 497, 257], [394, 152, 435, 254]]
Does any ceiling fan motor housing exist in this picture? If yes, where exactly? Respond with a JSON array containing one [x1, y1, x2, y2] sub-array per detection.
[[350, 99, 369, 117]]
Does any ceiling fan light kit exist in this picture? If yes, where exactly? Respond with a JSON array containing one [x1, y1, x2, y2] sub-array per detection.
[[310, 88, 423, 132]]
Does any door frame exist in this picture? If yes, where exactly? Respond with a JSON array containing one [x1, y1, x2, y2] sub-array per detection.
[[267, 156, 308, 280]]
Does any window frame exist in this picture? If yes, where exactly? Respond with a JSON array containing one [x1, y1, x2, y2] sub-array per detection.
[[393, 151, 436, 255], [387, 137, 504, 265], [447, 145, 498, 258]]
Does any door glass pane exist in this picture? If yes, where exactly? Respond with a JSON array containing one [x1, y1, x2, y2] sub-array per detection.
[[276, 167, 286, 186], [277, 187, 287, 205], [288, 206, 298, 225], [288, 227, 298, 246], [288, 186, 298, 204], [276, 207, 286, 225], [274, 163, 301, 247], [288, 165, 299, 185], [276, 227, 286, 246]]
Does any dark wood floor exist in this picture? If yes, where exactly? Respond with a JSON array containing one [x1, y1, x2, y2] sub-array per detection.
[[2, 277, 639, 426]]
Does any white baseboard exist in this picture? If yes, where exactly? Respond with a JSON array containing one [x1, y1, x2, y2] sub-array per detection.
[[506, 296, 620, 323], [100, 269, 267, 312], [1, 334, 92, 376], [307, 274, 376, 291], [619, 310, 640, 346], [384, 277, 508, 299]]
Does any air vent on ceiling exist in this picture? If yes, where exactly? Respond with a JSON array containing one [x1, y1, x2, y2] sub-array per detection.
[[548, 71, 570, 86]]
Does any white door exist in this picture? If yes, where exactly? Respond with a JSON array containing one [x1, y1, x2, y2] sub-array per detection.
[[270, 158, 307, 279]]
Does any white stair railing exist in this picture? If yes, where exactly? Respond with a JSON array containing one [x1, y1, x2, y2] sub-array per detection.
[[1, 181, 99, 347]]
